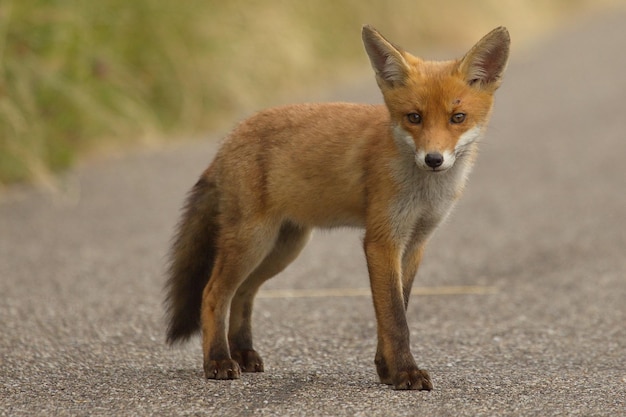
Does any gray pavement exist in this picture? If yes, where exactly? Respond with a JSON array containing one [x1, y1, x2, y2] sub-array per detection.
[[2, 10, 626, 417]]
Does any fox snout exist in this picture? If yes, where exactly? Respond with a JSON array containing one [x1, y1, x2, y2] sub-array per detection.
[[407, 125, 484, 172], [392, 124, 461, 172], [415, 149, 456, 172]]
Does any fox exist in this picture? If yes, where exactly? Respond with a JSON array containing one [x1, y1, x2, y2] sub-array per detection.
[[165, 25, 510, 390]]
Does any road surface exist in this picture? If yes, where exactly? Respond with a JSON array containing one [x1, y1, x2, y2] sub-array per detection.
[[1, 10, 625, 416]]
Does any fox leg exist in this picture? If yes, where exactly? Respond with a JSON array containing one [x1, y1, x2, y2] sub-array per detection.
[[373, 241, 427, 386], [200, 221, 279, 380], [365, 234, 432, 391], [228, 223, 312, 372], [401, 242, 426, 310]]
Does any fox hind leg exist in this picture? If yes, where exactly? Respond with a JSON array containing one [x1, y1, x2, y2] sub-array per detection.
[[229, 222, 312, 372], [200, 220, 281, 380]]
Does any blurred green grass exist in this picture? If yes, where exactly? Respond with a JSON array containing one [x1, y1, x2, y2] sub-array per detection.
[[0, 0, 620, 185]]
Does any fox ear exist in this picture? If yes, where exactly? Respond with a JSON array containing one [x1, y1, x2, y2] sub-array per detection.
[[362, 25, 410, 87], [459, 27, 510, 89]]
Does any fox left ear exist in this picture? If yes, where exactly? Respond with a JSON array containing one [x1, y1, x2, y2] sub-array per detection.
[[459, 27, 510, 90]]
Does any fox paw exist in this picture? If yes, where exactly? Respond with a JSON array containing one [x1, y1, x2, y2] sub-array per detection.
[[375, 354, 393, 385], [204, 358, 241, 380], [231, 349, 264, 373], [393, 368, 433, 391]]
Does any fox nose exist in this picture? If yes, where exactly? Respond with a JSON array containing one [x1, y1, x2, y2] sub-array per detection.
[[424, 152, 444, 168]]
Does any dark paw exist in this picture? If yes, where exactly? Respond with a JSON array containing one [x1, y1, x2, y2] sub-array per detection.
[[204, 358, 241, 380], [393, 368, 433, 391], [375, 353, 393, 385], [231, 349, 264, 373]]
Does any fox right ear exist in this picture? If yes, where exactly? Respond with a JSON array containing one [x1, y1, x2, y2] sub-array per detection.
[[362, 25, 410, 88]]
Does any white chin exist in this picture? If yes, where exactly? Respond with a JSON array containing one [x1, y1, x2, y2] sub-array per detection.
[[422, 166, 450, 173]]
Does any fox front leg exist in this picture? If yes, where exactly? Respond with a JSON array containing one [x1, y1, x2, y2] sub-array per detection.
[[364, 237, 433, 390]]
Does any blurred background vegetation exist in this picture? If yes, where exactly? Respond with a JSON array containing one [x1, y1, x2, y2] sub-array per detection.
[[0, 0, 622, 185]]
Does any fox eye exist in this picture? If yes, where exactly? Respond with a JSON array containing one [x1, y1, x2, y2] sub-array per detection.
[[451, 113, 466, 124], [407, 113, 422, 124]]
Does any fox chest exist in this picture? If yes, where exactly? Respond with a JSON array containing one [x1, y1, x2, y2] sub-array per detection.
[[387, 168, 466, 245]]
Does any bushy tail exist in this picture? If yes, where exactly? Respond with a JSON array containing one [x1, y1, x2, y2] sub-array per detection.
[[165, 173, 219, 344]]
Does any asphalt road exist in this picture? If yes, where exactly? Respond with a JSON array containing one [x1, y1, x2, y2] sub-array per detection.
[[2, 10, 625, 417]]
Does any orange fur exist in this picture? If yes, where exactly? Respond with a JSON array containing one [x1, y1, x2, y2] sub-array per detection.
[[165, 25, 510, 390]]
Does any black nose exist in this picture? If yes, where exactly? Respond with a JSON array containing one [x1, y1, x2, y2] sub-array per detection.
[[425, 152, 444, 168]]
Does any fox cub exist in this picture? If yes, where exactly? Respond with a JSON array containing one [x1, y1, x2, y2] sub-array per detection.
[[165, 25, 509, 390]]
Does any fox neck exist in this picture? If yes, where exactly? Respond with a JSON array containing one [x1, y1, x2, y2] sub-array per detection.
[[382, 126, 478, 247]]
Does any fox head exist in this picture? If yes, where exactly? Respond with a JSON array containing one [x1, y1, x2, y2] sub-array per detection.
[[362, 26, 510, 172]]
